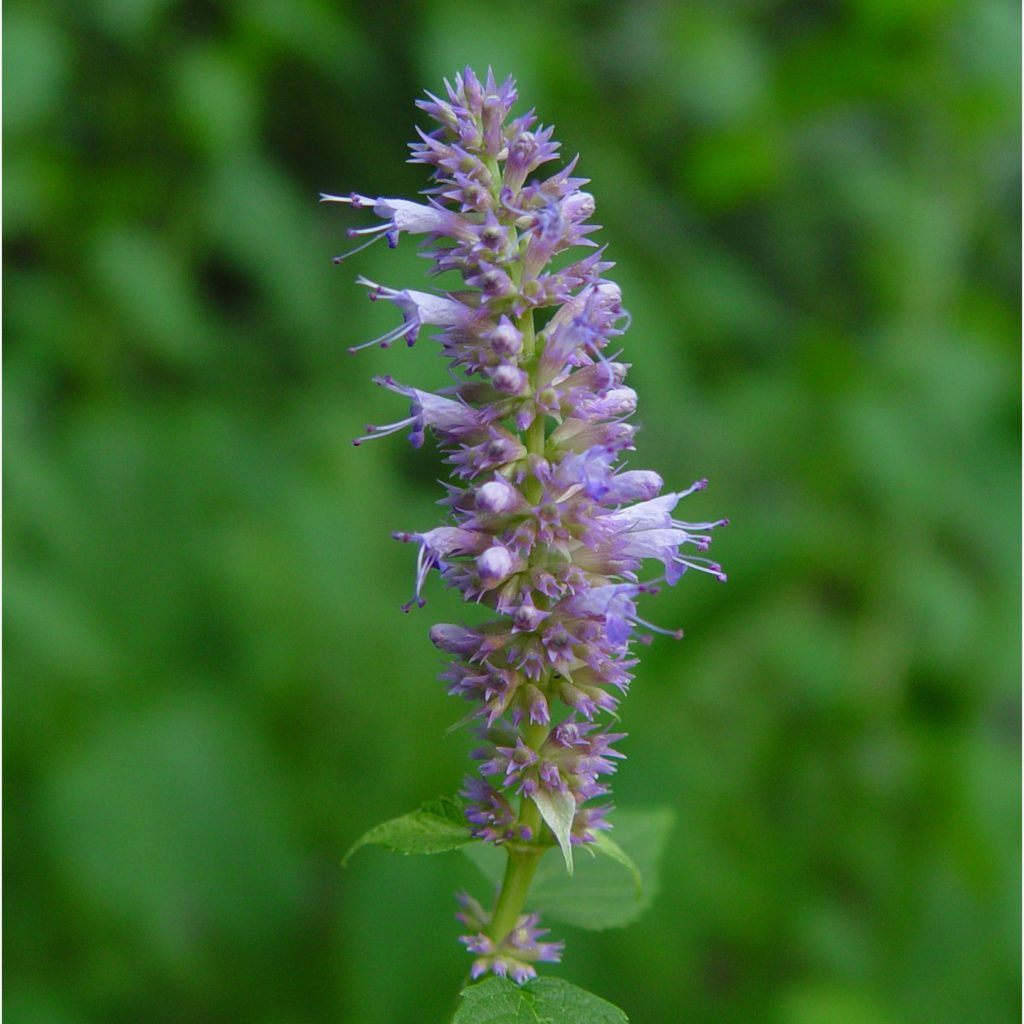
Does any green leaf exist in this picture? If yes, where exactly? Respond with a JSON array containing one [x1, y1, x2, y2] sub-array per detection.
[[591, 831, 643, 899], [464, 807, 674, 931], [342, 796, 473, 865], [453, 976, 629, 1024], [530, 788, 576, 876]]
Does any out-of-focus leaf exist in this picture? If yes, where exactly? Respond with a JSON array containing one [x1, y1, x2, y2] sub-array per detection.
[[41, 697, 303, 965], [465, 808, 674, 931], [3, 13, 68, 132], [592, 830, 643, 899]]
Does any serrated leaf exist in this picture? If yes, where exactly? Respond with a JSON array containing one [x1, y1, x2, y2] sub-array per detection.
[[453, 976, 629, 1024], [531, 788, 576, 876], [342, 796, 473, 865], [463, 807, 674, 931]]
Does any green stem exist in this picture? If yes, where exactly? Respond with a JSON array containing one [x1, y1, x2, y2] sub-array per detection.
[[486, 844, 545, 942], [480, 306, 555, 943], [518, 720, 550, 839], [521, 308, 545, 506], [520, 307, 536, 360]]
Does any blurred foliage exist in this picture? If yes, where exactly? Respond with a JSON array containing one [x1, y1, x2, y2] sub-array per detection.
[[3, 1, 1020, 1022]]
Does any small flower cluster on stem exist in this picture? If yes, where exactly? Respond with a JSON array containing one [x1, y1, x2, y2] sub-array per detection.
[[326, 68, 725, 984]]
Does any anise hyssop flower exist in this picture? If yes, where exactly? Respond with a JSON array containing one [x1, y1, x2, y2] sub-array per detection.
[[325, 67, 726, 982]]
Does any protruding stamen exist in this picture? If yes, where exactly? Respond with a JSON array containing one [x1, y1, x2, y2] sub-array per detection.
[[355, 275, 400, 301], [674, 556, 728, 582], [332, 231, 386, 263], [630, 613, 684, 641], [346, 223, 390, 239], [347, 319, 417, 355], [352, 416, 417, 446], [319, 191, 375, 208]]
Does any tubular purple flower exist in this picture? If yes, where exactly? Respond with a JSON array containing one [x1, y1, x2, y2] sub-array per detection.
[[575, 386, 638, 420], [393, 526, 487, 610], [349, 276, 474, 353], [320, 193, 462, 261], [354, 375, 486, 448], [603, 469, 665, 503], [327, 65, 726, 985]]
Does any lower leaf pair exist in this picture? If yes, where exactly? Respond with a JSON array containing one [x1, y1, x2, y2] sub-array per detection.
[[344, 799, 674, 1022]]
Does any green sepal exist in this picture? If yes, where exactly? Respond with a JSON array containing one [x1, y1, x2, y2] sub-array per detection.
[[453, 976, 629, 1024], [342, 796, 474, 865]]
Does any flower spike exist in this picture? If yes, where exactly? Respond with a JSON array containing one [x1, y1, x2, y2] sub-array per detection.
[[324, 66, 726, 986]]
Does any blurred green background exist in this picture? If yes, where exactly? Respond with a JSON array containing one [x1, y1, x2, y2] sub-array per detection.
[[4, 1, 1020, 1022]]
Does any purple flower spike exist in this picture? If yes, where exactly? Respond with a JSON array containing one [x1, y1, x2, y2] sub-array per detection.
[[326, 66, 726, 984], [456, 894, 564, 984]]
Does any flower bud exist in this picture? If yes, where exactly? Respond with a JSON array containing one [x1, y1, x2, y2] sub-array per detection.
[[489, 318, 523, 357], [430, 623, 482, 656], [476, 479, 518, 514], [508, 132, 539, 173], [477, 545, 515, 582], [563, 191, 595, 221], [491, 365, 528, 395]]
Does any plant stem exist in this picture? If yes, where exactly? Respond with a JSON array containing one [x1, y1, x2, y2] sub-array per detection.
[[486, 843, 545, 942], [480, 308, 556, 944]]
